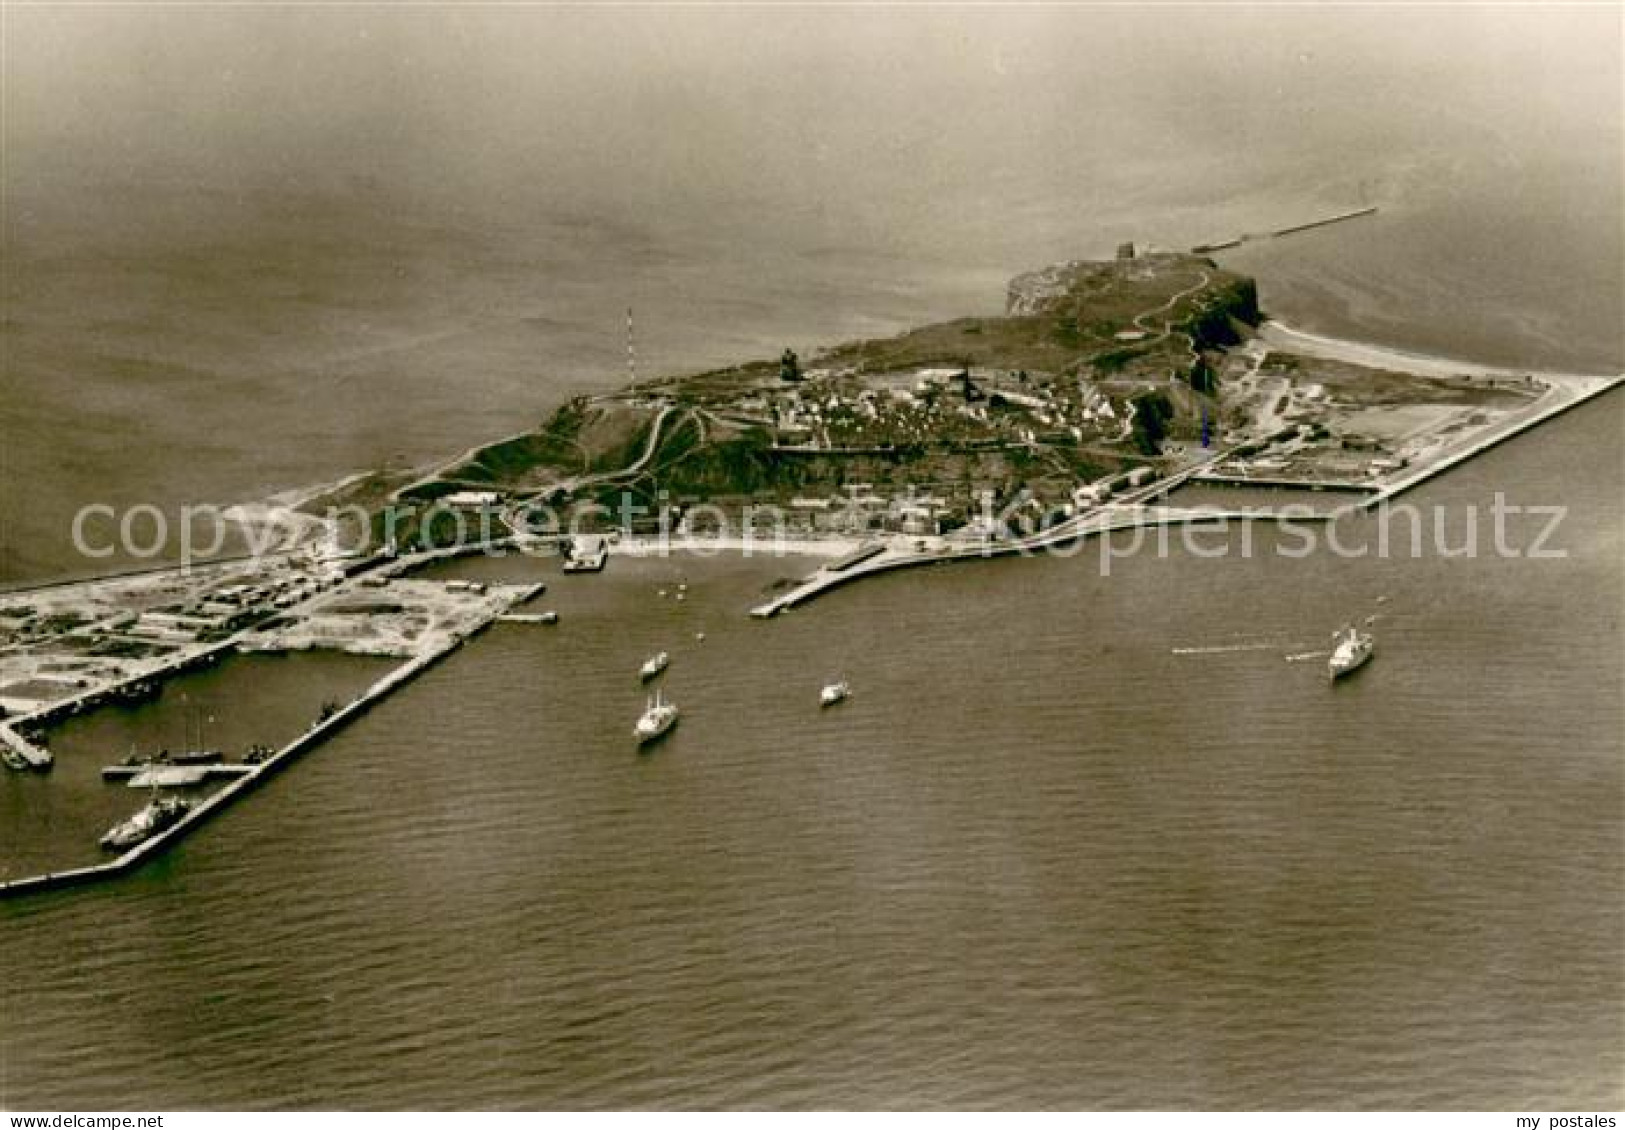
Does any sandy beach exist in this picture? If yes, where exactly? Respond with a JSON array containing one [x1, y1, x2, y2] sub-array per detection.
[[1259, 320, 1622, 390]]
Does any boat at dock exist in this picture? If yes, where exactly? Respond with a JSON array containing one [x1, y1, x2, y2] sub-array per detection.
[[123, 747, 223, 767], [1328, 625, 1375, 680], [171, 748, 223, 765], [820, 679, 851, 707], [640, 651, 670, 681], [99, 793, 191, 851], [635, 690, 679, 745]]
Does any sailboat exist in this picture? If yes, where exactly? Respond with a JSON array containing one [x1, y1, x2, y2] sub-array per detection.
[[635, 689, 680, 745], [169, 700, 223, 764], [1328, 623, 1375, 681]]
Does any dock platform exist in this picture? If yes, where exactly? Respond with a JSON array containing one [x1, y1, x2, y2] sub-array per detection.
[[1188, 472, 1380, 494], [101, 764, 256, 787]]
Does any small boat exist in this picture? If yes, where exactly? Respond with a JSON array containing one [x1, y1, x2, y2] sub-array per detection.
[[674, 592, 686, 603], [1, 747, 30, 772], [562, 536, 609, 573], [639, 651, 670, 681], [243, 743, 275, 765], [820, 679, 851, 707], [1328, 625, 1375, 681], [694, 632, 706, 642], [635, 690, 680, 746]]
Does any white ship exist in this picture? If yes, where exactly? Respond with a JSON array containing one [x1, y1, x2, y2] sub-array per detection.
[[1328, 625, 1375, 681], [639, 651, 670, 681], [820, 679, 851, 707], [562, 536, 609, 573], [635, 690, 679, 745], [99, 794, 191, 852]]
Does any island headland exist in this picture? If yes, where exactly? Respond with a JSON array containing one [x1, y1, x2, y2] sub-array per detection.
[[2, 243, 1619, 891]]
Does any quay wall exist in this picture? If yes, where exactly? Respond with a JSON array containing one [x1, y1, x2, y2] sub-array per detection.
[[1361, 377, 1623, 508]]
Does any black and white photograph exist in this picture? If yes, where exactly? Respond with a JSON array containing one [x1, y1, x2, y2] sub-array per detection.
[[1, 1, 1621, 1115]]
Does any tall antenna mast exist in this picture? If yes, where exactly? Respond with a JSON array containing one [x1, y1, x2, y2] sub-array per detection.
[[626, 306, 637, 388]]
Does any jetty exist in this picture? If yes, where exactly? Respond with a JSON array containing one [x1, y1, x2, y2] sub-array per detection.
[[1193, 205, 1378, 254], [748, 460, 1313, 618], [100, 764, 255, 786], [1188, 471, 1381, 494], [752, 373, 1624, 619]]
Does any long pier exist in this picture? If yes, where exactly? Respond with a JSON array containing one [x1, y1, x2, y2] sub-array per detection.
[[747, 455, 1340, 620], [0, 581, 546, 900], [749, 503, 1331, 618], [1192, 205, 1378, 254], [1271, 206, 1379, 239], [750, 374, 1623, 619]]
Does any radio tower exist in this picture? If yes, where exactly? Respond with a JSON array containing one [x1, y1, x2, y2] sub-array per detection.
[[626, 306, 637, 388]]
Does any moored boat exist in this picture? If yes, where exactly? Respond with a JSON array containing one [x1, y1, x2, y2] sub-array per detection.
[[99, 794, 191, 851], [168, 749, 224, 766]]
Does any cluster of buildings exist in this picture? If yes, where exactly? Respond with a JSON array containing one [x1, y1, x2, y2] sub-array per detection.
[[735, 365, 1134, 453]]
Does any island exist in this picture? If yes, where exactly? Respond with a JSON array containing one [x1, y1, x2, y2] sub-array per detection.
[[2, 245, 1619, 892]]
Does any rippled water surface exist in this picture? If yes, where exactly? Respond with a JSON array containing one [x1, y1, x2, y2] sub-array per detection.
[[3, 395, 1619, 1108]]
